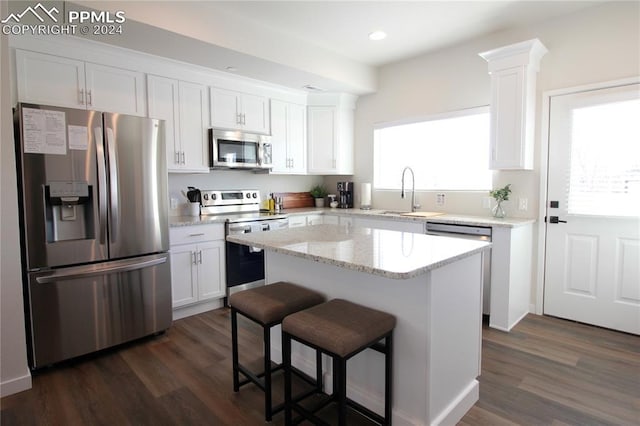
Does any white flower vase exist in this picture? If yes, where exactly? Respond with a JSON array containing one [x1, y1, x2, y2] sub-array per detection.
[[492, 200, 506, 218]]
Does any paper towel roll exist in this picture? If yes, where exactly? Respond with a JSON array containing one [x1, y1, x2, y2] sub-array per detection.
[[360, 183, 372, 209]]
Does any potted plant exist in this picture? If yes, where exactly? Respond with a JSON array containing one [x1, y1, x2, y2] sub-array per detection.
[[310, 184, 328, 208], [489, 184, 511, 218]]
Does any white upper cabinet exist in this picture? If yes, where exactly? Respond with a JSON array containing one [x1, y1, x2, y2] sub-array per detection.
[[210, 86, 269, 134], [270, 99, 307, 174], [307, 93, 356, 175], [16, 49, 146, 116], [479, 39, 547, 170], [148, 75, 209, 173], [178, 81, 209, 172]]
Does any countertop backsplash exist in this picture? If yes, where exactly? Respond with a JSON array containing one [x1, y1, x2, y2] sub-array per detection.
[[167, 171, 323, 216]]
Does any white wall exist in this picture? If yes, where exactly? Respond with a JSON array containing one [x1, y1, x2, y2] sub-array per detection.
[[168, 172, 322, 215], [341, 0, 640, 309], [0, 0, 32, 397], [350, 1, 639, 217]]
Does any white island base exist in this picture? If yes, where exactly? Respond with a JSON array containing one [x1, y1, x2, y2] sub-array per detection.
[[264, 250, 483, 426]]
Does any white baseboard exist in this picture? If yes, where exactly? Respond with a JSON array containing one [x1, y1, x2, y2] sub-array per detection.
[[172, 299, 223, 321], [1, 372, 32, 398], [274, 346, 424, 426], [431, 380, 479, 426]]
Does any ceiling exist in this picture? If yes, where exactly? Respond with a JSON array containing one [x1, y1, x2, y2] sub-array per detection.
[[70, 1, 606, 94]]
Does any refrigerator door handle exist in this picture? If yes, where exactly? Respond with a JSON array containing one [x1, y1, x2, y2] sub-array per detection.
[[106, 127, 119, 244], [95, 127, 108, 245], [35, 256, 167, 284]]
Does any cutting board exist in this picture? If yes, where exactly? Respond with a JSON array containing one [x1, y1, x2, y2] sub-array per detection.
[[401, 211, 445, 218], [273, 192, 314, 209]]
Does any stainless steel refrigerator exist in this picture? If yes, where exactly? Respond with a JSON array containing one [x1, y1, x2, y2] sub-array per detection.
[[14, 103, 172, 369]]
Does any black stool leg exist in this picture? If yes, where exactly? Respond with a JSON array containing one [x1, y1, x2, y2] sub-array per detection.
[[231, 309, 240, 392], [264, 325, 272, 421], [316, 349, 323, 393], [336, 356, 347, 426], [385, 333, 394, 426], [283, 332, 293, 426]]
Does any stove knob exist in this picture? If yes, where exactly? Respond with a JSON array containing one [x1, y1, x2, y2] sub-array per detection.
[[212, 193, 217, 200], [252, 192, 258, 199], [203, 194, 209, 200]]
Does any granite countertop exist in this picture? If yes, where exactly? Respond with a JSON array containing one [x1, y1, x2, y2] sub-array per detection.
[[226, 224, 491, 279], [170, 207, 535, 228], [283, 207, 535, 228]]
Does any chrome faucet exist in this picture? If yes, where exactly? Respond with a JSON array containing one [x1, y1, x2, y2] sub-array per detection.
[[401, 166, 420, 212]]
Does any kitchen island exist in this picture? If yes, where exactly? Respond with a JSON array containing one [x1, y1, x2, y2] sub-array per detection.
[[227, 224, 491, 426]]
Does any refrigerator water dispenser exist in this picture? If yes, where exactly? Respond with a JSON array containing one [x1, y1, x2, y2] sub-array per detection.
[[45, 181, 94, 242]]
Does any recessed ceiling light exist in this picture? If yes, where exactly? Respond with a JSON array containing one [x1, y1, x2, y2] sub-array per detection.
[[226, 66, 238, 72], [368, 30, 387, 41]]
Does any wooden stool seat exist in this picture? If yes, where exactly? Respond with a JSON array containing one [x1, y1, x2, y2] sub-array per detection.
[[230, 282, 324, 422], [282, 299, 396, 425]]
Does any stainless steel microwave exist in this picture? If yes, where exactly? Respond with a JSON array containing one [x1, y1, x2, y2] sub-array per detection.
[[209, 129, 272, 170]]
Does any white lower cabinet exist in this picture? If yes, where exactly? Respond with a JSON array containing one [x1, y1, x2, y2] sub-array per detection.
[[169, 225, 226, 309]]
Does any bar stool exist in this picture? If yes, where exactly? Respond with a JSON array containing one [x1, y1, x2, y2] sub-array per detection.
[[229, 282, 325, 421], [282, 299, 396, 425]]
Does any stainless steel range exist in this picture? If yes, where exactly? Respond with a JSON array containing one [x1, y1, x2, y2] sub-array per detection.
[[200, 189, 288, 296]]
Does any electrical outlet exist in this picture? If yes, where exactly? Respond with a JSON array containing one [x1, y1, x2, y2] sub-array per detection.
[[170, 197, 178, 210], [518, 197, 528, 211], [482, 197, 492, 209], [436, 193, 445, 207]]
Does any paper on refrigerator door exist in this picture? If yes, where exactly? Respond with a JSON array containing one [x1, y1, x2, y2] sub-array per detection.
[[22, 108, 67, 155]]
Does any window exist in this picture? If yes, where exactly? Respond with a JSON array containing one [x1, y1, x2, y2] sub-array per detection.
[[373, 107, 491, 191], [568, 97, 640, 217]]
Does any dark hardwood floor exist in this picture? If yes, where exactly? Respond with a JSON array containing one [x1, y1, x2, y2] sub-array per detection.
[[2, 309, 639, 425]]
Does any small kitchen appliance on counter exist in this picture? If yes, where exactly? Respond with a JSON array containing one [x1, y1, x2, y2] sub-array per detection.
[[200, 189, 288, 298], [337, 181, 354, 208]]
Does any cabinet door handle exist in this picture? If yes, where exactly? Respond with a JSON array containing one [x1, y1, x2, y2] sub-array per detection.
[[87, 90, 92, 106], [242, 113, 246, 125], [198, 250, 203, 264], [79, 88, 85, 105], [175, 151, 180, 164], [181, 151, 186, 164], [188, 233, 205, 237], [192, 251, 197, 265], [237, 113, 242, 125]]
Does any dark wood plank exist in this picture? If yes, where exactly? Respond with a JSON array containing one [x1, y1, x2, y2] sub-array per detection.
[[2, 311, 638, 426]]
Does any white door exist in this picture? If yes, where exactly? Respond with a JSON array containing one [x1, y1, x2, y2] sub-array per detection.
[[147, 75, 180, 170], [269, 99, 289, 173], [84, 63, 146, 116], [241, 93, 270, 134], [210, 87, 241, 130], [197, 240, 225, 300], [170, 245, 198, 308], [178, 81, 209, 172], [287, 103, 307, 173], [544, 82, 640, 334], [15, 50, 86, 108]]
